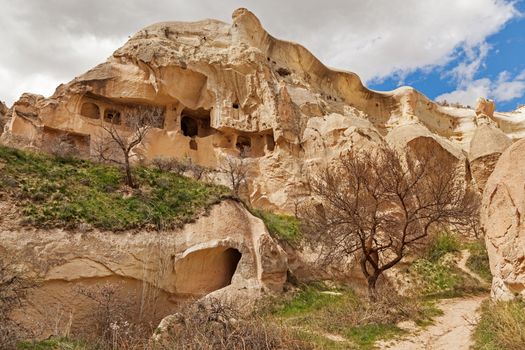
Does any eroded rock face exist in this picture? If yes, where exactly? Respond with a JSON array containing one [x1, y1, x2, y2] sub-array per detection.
[[2, 8, 523, 210], [386, 123, 468, 180], [469, 125, 512, 192], [0, 200, 287, 338], [482, 139, 525, 300]]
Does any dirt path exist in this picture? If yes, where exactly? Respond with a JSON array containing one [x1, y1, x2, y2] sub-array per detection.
[[457, 249, 489, 285], [378, 295, 484, 350], [378, 250, 488, 350]]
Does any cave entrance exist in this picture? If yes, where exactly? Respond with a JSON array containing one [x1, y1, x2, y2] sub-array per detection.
[[236, 135, 252, 157], [181, 116, 198, 137], [180, 107, 213, 138], [174, 247, 242, 296]]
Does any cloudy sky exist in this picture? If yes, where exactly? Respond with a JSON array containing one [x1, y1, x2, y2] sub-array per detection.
[[1, 0, 524, 110]]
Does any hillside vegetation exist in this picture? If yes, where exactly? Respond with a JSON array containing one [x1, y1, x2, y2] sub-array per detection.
[[0, 145, 229, 230]]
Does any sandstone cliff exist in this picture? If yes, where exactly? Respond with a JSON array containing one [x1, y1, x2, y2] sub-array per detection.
[[482, 138, 525, 300], [1, 8, 522, 211]]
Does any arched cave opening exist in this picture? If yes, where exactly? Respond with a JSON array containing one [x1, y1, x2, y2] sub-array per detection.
[[174, 247, 242, 296], [180, 108, 213, 137], [80, 102, 100, 119]]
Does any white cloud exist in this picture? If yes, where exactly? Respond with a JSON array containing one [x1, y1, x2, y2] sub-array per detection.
[[516, 69, 525, 80], [0, 0, 519, 106], [436, 70, 525, 106], [435, 79, 491, 107]]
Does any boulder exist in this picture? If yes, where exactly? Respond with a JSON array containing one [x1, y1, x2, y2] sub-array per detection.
[[481, 138, 525, 300]]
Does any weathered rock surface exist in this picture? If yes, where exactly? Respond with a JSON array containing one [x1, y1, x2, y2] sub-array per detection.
[[469, 124, 512, 191], [0, 200, 287, 338], [386, 123, 467, 176], [482, 138, 525, 300], [1, 8, 523, 210]]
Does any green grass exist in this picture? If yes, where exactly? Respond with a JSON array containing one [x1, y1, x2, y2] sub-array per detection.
[[411, 257, 487, 299], [270, 283, 408, 349], [472, 300, 525, 350], [250, 209, 301, 243], [425, 232, 461, 262], [18, 338, 89, 350], [464, 240, 492, 283], [346, 324, 401, 349], [410, 232, 488, 298], [0, 145, 229, 230]]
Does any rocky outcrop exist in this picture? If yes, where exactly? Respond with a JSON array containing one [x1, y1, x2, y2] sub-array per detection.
[[0, 200, 287, 338], [469, 124, 512, 192], [2, 8, 523, 210], [481, 139, 525, 300], [386, 123, 468, 180]]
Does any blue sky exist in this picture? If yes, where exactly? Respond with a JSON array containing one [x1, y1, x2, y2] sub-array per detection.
[[368, 1, 525, 112]]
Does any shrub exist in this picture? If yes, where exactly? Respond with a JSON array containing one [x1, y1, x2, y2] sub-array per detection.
[[155, 298, 307, 350]]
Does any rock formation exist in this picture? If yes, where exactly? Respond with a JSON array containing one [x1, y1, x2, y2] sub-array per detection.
[[1, 7, 524, 311], [0, 200, 287, 338], [482, 138, 525, 300], [2, 8, 523, 210], [469, 124, 512, 192]]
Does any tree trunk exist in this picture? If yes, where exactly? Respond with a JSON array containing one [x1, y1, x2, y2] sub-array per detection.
[[124, 154, 134, 188], [367, 274, 379, 301]]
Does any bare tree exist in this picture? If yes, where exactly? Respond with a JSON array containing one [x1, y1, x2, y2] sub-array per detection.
[[299, 146, 479, 298], [221, 155, 249, 197], [94, 104, 164, 188]]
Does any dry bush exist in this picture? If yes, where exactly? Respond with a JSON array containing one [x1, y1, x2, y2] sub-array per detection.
[[73, 283, 153, 350], [220, 155, 249, 197], [151, 156, 210, 180], [151, 157, 181, 173], [46, 134, 80, 158], [155, 298, 308, 350]]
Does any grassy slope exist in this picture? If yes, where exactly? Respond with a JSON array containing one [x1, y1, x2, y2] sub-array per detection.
[[250, 209, 301, 243], [0, 145, 229, 230], [464, 240, 492, 283], [409, 233, 489, 299]]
